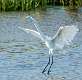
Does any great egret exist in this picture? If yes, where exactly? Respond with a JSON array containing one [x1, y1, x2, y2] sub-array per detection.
[[19, 16, 79, 74]]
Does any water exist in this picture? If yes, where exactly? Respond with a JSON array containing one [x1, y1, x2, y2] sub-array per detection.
[[0, 6, 82, 80]]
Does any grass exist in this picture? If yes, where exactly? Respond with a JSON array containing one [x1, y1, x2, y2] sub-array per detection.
[[0, 0, 81, 11]]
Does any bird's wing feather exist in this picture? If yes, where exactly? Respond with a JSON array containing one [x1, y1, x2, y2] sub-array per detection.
[[52, 25, 79, 49], [26, 16, 48, 41], [18, 27, 43, 40]]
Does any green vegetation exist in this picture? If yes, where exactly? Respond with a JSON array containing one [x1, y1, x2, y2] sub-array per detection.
[[0, 0, 81, 11], [60, 0, 82, 9], [0, 0, 48, 11]]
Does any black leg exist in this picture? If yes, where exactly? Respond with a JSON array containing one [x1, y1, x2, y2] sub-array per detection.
[[47, 55, 53, 75], [42, 56, 50, 73]]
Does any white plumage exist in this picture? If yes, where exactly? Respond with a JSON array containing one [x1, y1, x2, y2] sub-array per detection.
[[52, 25, 79, 49], [19, 25, 79, 50], [19, 16, 79, 74]]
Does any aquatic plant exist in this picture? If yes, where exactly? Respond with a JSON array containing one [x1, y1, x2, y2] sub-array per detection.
[[0, 0, 47, 11], [69, 0, 81, 9], [60, 0, 81, 9], [0, 0, 81, 11]]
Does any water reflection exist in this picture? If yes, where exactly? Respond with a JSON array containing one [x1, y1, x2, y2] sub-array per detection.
[[42, 73, 65, 80]]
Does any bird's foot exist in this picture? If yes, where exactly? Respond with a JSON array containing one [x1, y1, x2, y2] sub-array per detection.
[[42, 61, 50, 73], [47, 70, 51, 75], [42, 69, 46, 73]]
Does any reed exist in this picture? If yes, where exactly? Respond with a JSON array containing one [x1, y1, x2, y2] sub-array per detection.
[[0, 0, 47, 11], [60, 0, 81, 9], [0, 0, 81, 11]]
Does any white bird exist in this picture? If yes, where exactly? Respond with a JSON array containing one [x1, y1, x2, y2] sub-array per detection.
[[19, 16, 79, 74]]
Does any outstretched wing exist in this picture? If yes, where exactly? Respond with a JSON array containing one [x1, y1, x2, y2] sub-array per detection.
[[26, 16, 48, 41], [18, 27, 43, 40], [52, 25, 79, 49]]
